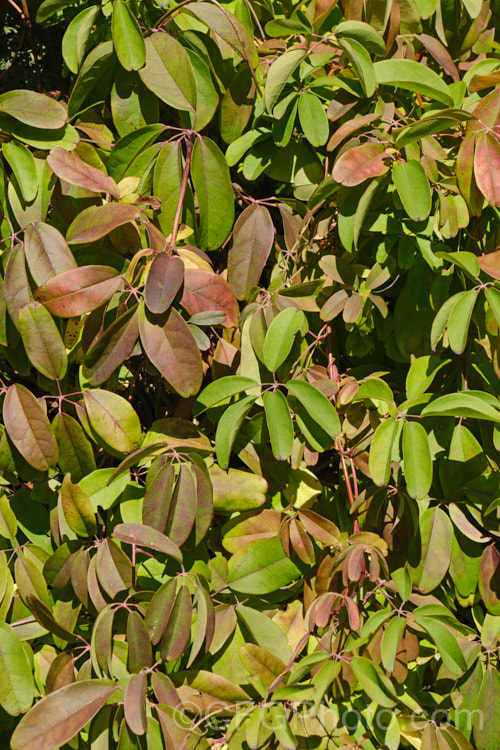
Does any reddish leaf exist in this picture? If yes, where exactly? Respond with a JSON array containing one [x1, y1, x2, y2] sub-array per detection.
[[112, 523, 182, 562], [456, 132, 484, 217], [164, 463, 197, 546], [332, 142, 391, 186], [327, 113, 379, 152], [35, 266, 123, 318], [4, 245, 32, 326], [138, 304, 203, 398], [83, 305, 139, 385], [10, 680, 118, 750], [479, 544, 500, 615], [3, 385, 58, 471], [181, 268, 239, 327], [145, 578, 178, 645], [160, 584, 192, 661], [479, 249, 500, 280], [124, 673, 147, 735], [127, 612, 153, 673], [66, 203, 142, 244], [47, 147, 120, 197], [24, 222, 76, 286], [145, 253, 184, 315], [142, 458, 176, 532], [474, 131, 500, 207], [95, 539, 132, 598], [227, 204, 275, 300]]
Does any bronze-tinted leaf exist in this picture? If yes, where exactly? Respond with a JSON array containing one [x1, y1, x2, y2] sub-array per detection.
[[160, 584, 192, 661], [3, 385, 58, 471], [145, 578, 178, 645], [164, 463, 197, 546], [95, 539, 132, 598], [142, 458, 176, 532], [18, 301, 68, 380], [112, 523, 182, 562], [479, 249, 500, 280], [474, 131, 500, 207], [23, 222, 76, 286], [190, 454, 213, 545], [26, 595, 76, 642], [47, 147, 120, 197], [145, 253, 184, 315], [332, 143, 390, 186], [83, 305, 139, 385], [61, 473, 97, 537], [456, 132, 484, 217], [139, 304, 203, 397], [478, 544, 500, 615], [0, 88, 67, 128], [53, 413, 96, 482], [83, 389, 142, 454], [4, 245, 32, 327], [124, 673, 147, 736], [10, 680, 118, 750], [181, 268, 238, 328], [127, 612, 153, 674], [35, 266, 123, 318], [66, 203, 142, 244], [45, 652, 75, 694], [227, 204, 274, 300]]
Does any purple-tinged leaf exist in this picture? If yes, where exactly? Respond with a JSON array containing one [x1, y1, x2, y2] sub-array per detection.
[[127, 612, 153, 674], [227, 204, 275, 300], [35, 266, 123, 318], [181, 268, 238, 328], [145, 253, 184, 315], [10, 680, 119, 750], [332, 143, 391, 186], [66, 203, 141, 244], [124, 673, 147, 736], [145, 578, 178, 645], [3, 385, 58, 471], [47, 147, 120, 197], [112, 523, 182, 562], [160, 584, 192, 661]]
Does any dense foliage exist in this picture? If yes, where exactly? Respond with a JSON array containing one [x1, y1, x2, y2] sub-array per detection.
[[0, 0, 499, 748]]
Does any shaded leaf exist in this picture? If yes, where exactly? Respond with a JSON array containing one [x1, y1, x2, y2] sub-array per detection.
[[3, 385, 58, 471]]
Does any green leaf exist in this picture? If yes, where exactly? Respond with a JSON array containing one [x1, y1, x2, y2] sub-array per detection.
[[2, 141, 38, 202], [474, 667, 500, 749], [0, 623, 34, 716], [350, 656, 397, 708], [381, 616, 405, 673], [3, 385, 58, 471], [334, 20, 386, 55], [421, 392, 500, 422], [190, 136, 235, 251], [216, 395, 256, 469], [263, 307, 304, 372], [268, 703, 297, 750], [139, 33, 196, 112], [369, 417, 398, 486], [338, 37, 376, 97], [61, 473, 97, 537], [23, 222, 76, 287], [265, 49, 306, 113], [416, 616, 467, 674], [263, 389, 294, 461], [228, 536, 301, 594], [83, 389, 142, 454], [10, 680, 118, 750], [413, 506, 453, 593], [62, 6, 101, 75], [112, 2, 145, 72], [392, 160, 432, 221], [298, 93, 329, 147], [287, 379, 340, 439], [18, 301, 68, 381], [402, 421, 432, 499], [486, 286, 500, 329], [194, 376, 260, 414], [374, 59, 454, 106], [447, 289, 478, 354], [0, 90, 67, 129]]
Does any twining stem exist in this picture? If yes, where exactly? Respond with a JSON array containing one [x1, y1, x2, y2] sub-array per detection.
[[168, 137, 193, 252]]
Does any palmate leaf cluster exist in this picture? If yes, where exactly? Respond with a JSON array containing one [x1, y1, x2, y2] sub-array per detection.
[[0, 0, 499, 748]]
